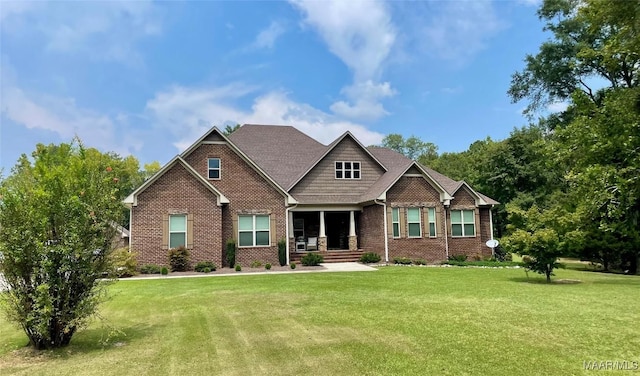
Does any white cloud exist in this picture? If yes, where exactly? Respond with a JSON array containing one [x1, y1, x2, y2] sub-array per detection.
[[145, 84, 385, 151], [330, 81, 397, 120], [421, 1, 503, 62], [253, 21, 286, 49], [291, 0, 397, 121], [1, 1, 163, 65], [547, 101, 569, 113]]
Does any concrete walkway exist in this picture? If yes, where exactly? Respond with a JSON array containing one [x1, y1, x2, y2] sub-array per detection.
[[120, 262, 377, 281]]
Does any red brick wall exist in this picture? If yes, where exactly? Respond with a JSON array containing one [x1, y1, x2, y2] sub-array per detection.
[[448, 187, 485, 259], [131, 162, 222, 268], [386, 176, 447, 262], [183, 143, 287, 266], [359, 204, 385, 259]]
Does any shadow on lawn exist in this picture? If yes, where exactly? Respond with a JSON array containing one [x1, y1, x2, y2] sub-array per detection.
[[509, 277, 583, 285]]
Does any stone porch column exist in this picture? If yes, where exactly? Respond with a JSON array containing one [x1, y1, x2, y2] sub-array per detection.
[[348, 210, 358, 251], [318, 211, 327, 252]]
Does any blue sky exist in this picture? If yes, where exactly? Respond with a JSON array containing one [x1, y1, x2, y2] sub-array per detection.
[[0, 0, 556, 174]]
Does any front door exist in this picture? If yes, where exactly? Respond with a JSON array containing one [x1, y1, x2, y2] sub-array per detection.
[[325, 212, 349, 250]]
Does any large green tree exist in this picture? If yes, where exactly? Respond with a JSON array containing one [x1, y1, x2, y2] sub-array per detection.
[[0, 140, 130, 349], [381, 133, 438, 162]]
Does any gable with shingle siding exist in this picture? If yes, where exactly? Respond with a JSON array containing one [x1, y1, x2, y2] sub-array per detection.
[[290, 136, 386, 203]]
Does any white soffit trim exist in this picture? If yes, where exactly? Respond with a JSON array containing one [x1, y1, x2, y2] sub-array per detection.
[[452, 181, 488, 206]]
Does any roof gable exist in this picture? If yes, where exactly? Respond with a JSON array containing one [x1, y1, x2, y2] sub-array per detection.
[[288, 132, 387, 191], [123, 156, 229, 206]]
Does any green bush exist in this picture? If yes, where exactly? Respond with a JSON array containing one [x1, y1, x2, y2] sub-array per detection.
[[161, 267, 169, 275], [194, 261, 217, 273], [359, 252, 381, 264], [226, 239, 236, 268], [393, 257, 412, 265], [250, 260, 262, 268], [301, 253, 324, 266], [290, 262, 297, 269], [108, 247, 138, 277], [413, 259, 427, 265], [169, 246, 189, 272], [448, 254, 468, 262], [265, 263, 272, 270], [278, 239, 287, 266], [235, 264, 242, 272], [140, 264, 162, 274]]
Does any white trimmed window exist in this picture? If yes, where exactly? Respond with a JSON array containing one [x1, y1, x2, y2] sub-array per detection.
[[392, 208, 400, 238], [451, 209, 475, 237], [407, 208, 422, 238], [238, 215, 270, 247], [208, 158, 221, 179], [427, 207, 436, 237], [169, 214, 187, 249], [335, 161, 361, 179]]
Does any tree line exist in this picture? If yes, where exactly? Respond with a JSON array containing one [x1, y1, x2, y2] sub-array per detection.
[[383, 0, 639, 278]]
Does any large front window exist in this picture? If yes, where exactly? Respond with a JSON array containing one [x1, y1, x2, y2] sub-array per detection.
[[335, 161, 361, 179], [169, 214, 186, 249], [451, 209, 475, 237], [407, 208, 421, 238], [238, 215, 270, 247]]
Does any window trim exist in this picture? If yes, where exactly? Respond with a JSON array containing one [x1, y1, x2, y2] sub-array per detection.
[[428, 207, 436, 237], [208, 157, 221, 180], [169, 214, 187, 249], [451, 209, 475, 237], [238, 214, 271, 248], [335, 161, 361, 180], [391, 207, 400, 238], [407, 207, 422, 238]]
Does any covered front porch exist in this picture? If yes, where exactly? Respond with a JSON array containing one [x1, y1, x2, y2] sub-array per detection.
[[289, 207, 361, 253]]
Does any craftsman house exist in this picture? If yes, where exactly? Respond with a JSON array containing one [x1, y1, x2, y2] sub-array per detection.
[[124, 125, 498, 267]]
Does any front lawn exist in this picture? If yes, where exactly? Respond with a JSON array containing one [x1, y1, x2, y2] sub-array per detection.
[[1, 267, 638, 375]]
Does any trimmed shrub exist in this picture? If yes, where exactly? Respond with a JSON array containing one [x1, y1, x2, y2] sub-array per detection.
[[278, 239, 287, 266], [290, 262, 297, 270], [301, 253, 324, 266], [359, 252, 381, 264], [161, 267, 169, 275], [226, 239, 236, 268], [448, 254, 468, 262], [265, 263, 272, 270], [393, 257, 412, 265], [140, 264, 162, 274], [235, 264, 242, 272], [413, 259, 427, 265], [108, 247, 138, 277], [250, 260, 262, 268], [169, 246, 189, 272], [194, 261, 217, 273]]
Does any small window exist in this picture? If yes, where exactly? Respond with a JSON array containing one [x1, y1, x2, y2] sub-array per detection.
[[208, 158, 220, 179], [392, 208, 400, 238], [169, 214, 186, 249], [451, 209, 475, 237], [407, 208, 421, 238], [428, 207, 436, 237], [238, 215, 270, 247], [335, 161, 361, 180]]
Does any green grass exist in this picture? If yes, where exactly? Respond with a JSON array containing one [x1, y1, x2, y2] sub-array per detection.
[[1, 267, 639, 375]]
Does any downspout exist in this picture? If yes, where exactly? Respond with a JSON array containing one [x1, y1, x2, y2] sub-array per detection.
[[489, 205, 495, 240], [374, 199, 389, 263], [285, 203, 297, 265], [128, 205, 133, 253], [443, 204, 449, 260]]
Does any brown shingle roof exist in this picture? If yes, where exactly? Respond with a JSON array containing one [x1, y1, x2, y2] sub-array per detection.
[[228, 124, 498, 205], [229, 124, 327, 190]]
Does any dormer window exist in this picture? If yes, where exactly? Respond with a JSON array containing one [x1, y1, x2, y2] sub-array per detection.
[[335, 161, 361, 179], [208, 158, 221, 179]]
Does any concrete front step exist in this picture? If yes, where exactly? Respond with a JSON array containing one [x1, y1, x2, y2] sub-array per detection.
[[290, 250, 364, 263]]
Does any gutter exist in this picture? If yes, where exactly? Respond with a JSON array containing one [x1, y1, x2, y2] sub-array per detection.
[[374, 199, 389, 263]]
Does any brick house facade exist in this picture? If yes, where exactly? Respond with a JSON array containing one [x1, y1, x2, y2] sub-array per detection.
[[124, 125, 498, 268]]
